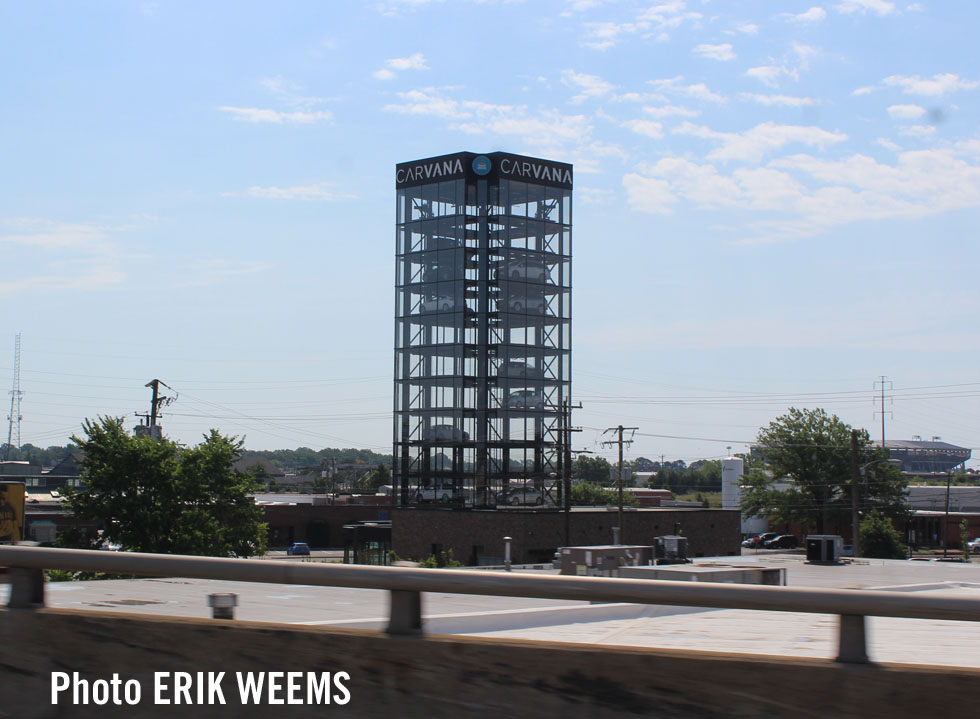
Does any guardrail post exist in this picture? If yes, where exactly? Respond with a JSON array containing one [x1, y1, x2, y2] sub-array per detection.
[[836, 614, 869, 664], [387, 589, 422, 636], [208, 593, 238, 620], [8, 567, 45, 609]]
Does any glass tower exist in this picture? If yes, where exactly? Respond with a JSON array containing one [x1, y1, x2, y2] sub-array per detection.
[[394, 152, 572, 508]]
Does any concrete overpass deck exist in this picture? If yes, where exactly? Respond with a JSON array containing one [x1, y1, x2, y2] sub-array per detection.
[[5, 553, 979, 667]]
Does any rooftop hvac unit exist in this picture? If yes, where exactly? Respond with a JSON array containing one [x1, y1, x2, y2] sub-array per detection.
[[806, 535, 843, 564], [653, 535, 689, 564]]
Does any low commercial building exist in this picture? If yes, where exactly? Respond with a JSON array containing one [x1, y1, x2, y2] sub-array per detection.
[[392, 507, 741, 565]]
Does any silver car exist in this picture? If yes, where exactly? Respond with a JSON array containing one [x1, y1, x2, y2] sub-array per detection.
[[420, 295, 454, 313]]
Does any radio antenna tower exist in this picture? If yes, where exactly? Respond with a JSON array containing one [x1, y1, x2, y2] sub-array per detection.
[[5, 333, 23, 461]]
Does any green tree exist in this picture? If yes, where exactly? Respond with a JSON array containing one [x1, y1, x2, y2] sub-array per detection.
[[859, 511, 907, 559], [570, 482, 638, 507], [65, 417, 267, 557], [740, 408, 907, 535], [368, 463, 391, 490], [573, 455, 612, 483]]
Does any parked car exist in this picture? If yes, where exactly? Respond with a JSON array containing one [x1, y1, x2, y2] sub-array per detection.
[[506, 294, 547, 313], [501, 360, 544, 379], [505, 258, 548, 282], [741, 532, 781, 549], [763, 535, 799, 550], [422, 424, 469, 442], [415, 486, 456, 503], [286, 542, 310, 556], [968, 537, 980, 554], [506, 389, 544, 410], [501, 486, 545, 506], [420, 295, 454, 313]]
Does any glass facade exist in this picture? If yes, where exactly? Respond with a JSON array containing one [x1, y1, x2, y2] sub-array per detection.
[[394, 152, 572, 508]]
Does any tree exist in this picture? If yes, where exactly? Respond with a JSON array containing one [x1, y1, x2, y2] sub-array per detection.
[[740, 408, 907, 535], [859, 511, 906, 559], [573, 455, 612, 483], [570, 482, 638, 507], [368, 463, 391, 490], [65, 417, 267, 557]]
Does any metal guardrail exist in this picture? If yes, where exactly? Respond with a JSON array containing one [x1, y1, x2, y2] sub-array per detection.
[[2, 545, 978, 664]]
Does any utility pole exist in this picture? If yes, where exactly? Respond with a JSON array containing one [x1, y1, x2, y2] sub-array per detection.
[[850, 429, 862, 557], [602, 425, 637, 544], [558, 400, 583, 547], [135, 379, 177, 438]]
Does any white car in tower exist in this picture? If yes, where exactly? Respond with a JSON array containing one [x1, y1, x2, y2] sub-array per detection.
[[506, 390, 544, 410], [420, 295, 454, 313]]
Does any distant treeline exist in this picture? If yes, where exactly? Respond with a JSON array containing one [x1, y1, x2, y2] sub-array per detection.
[[1, 443, 77, 468], [238, 447, 392, 472], [1, 442, 391, 474]]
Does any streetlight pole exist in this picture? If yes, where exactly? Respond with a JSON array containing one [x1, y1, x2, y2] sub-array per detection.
[[850, 429, 902, 559], [850, 430, 861, 557], [943, 470, 951, 559]]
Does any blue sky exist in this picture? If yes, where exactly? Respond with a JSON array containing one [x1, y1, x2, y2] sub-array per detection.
[[1, 0, 978, 468]]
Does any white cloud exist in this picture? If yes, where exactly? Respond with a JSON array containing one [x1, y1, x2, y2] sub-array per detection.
[[852, 85, 875, 96], [740, 93, 816, 107], [455, 108, 592, 153], [875, 138, 902, 151], [625, 145, 980, 242], [883, 73, 979, 97], [374, 53, 429, 80], [580, 1, 702, 49], [382, 88, 464, 118], [906, 2, 923, 10], [642, 104, 700, 118], [218, 106, 333, 123], [835, 0, 895, 15], [673, 121, 848, 163], [693, 43, 735, 61], [256, 77, 328, 111], [745, 65, 797, 88], [243, 184, 357, 201], [793, 43, 818, 65], [897, 124, 935, 138], [622, 173, 676, 214], [622, 119, 664, 139], [0, 218, 135, 294], [733, 22, 758, 35], [0, 219, 115, 250], [574, 186, 615, 205], [387, 53, 429, 71], [648, 77, 726, 103], [581, 21, 642, 50], [562, 69, 615, 102], [638, 1, 702, 30], [784, 7, 828, 23], [887, 104, 926, 120]]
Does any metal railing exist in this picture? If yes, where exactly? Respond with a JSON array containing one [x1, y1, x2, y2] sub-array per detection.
[[2, 545, 978, 664]]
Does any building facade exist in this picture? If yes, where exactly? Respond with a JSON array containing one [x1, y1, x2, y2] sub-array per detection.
[[394, 152, 572, 508]]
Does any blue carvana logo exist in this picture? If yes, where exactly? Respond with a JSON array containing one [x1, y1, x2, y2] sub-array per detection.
[[472, 155, 491, 175]]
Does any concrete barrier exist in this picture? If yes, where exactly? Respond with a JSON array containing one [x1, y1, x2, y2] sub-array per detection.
[[3, 607, 978, 719]]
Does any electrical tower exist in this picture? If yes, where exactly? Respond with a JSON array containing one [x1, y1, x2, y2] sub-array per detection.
[[873, 375, 893, 446], [5, 333, 23, 460]]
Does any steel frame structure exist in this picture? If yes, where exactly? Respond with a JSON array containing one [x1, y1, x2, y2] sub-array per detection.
[[394, 152, 572, 508]]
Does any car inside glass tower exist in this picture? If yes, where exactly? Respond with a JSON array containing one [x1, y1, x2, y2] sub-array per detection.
[[394, 152, 572, 508]]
